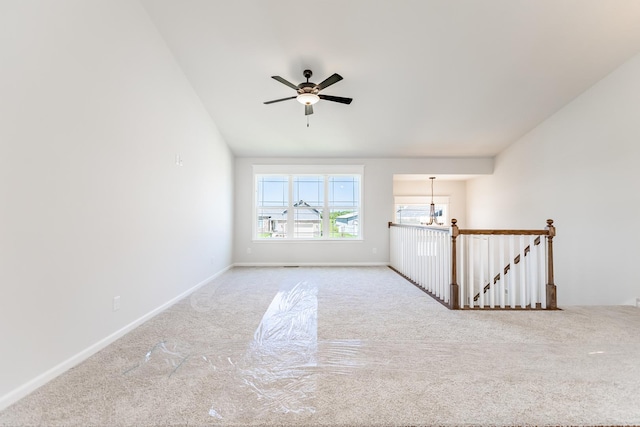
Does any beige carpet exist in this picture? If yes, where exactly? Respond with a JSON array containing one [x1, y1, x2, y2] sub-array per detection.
[[1, 266, 639, 426]]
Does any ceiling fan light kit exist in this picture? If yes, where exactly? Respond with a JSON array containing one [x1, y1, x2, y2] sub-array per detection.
[[297, 93, 319, 105], [264, 69, 353, 125]]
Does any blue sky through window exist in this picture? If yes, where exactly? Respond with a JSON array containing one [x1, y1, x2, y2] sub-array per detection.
[[258, 175, 360, 208], [294, 176, 323, 206], [257, 176, 287, 207], [329, 176, 359, 207]]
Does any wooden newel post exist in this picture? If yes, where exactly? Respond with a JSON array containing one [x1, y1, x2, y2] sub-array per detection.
[[449, 219, 460, 309], [545, 219, 557, 309]]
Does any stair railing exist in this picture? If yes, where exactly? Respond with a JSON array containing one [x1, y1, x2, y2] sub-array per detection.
[[389, 219, 557, 310], [450, 219, 556, 310], [388, 222, 452, 306]]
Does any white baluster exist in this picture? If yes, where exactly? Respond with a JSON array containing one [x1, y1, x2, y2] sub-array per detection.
[[432, 231, 437, 294], [425, 229, 430, 289], [468, 235, 476, 308], [444, 231, 451, 304], [423, 230, 427, 291], [435, 231, 440, 297], [394, 227, 399, 270], [541, 237, 547, 309], [509, 235, 516, 308], [499, 235, 505, 308], [442, 231, 446, 302], [528, 235, 537, 307], [488, 235, 495, 308], [398, 227, 402, 273], [436, 233, 444, 299], [406, 227, 410, 277], [423, 230, 428, 290], [415, 228, 420, 286], [459, 234, 465, 307], [396, 227, 400, 272], [408, 228, 412, 280], [417, 228, 422, 288], [405, 227, 410, 277], [431, 231, 435, 292], [478, 236, 487, 308], [443, 232, 447, 298], [390, 227, 395, 269], [391, 227, 396, 269], [416, 228, 421, 287], [432, 231, 437, 296], [411, 228, 415, 280], [401, 227, 406, 275], [519, 235, 526, 308]]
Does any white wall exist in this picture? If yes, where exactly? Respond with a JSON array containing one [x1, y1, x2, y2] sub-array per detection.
[[393, 179, 468, 227], [234, 157, 492, 265], [0, 1, 234, 406], [467, 51, 640, 306]]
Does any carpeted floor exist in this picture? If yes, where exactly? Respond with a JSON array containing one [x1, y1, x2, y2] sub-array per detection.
[[1, 266, 639, 426]]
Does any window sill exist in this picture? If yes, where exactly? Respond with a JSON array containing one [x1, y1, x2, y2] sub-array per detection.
[[252, 238, 364, 243]]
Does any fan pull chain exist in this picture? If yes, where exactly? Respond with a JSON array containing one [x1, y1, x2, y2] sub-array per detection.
[[307, 116, 309, 127]]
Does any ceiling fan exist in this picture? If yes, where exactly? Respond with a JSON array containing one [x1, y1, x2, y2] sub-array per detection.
[[264, 69, 353, 117]]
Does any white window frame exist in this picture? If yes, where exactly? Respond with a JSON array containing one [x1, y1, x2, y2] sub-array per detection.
[[253, 165, 364, 241]]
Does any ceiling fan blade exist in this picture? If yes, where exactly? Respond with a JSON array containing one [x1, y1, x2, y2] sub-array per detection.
[[315, 73, 343, 91], [271, 76, 299, 90], [318, 94, 353, 104], [305, 104, 314, 115], [264, 96, 297, 105]]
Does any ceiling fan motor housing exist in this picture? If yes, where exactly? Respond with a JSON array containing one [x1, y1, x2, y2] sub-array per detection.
[[298, 83, 317, 94]]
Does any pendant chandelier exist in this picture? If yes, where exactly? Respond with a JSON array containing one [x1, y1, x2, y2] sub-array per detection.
[[426, 177, 443, 226]]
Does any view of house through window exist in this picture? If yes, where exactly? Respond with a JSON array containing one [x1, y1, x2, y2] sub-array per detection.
[[394, 197, 449, 226], [256, 173, 361, 240]]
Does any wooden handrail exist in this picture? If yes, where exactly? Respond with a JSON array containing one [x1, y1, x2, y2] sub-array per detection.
[[458, 229, 550, 236]]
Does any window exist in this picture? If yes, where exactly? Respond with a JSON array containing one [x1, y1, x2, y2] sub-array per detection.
[[254, 166, 362, 240], [394, 196, 449, 226]]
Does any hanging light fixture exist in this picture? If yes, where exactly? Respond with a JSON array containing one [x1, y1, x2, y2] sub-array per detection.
[[426, 177, 443, 226]]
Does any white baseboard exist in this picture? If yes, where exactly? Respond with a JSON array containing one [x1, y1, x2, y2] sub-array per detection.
[[233, 261, 390, 267], [0, 265, 232, 412]]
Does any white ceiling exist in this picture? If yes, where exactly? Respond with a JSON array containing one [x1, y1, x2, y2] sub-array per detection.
[[141, 0, 640, 158]]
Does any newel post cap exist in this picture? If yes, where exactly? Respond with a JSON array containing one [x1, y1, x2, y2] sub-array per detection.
[[546, 219, 556, 237]]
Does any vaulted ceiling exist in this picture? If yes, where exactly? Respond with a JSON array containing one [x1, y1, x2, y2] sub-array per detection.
[[141, 0, 640, 158]]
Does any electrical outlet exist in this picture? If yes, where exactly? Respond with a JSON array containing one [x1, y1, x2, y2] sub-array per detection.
[[113, 296, 121, 312], [247, 247, 252, 254], [210, 256, 215, 265], [372, 247, 377, 254]]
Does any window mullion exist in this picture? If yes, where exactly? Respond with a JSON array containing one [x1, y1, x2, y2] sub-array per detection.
[[323, 175, 330, 238], [287, 175, 294, 239]]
